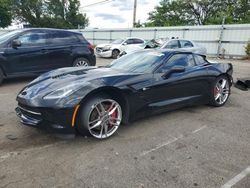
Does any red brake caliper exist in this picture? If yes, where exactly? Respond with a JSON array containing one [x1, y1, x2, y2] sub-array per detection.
[[214, 86, 219, 97], [110, 105, 117, 127]]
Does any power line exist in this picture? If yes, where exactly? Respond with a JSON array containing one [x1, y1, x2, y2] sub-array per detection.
[[79, 0, 112, 9]]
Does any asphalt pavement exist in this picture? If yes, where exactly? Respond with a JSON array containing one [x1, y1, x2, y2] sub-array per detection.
[[0, 57, 250, 188]]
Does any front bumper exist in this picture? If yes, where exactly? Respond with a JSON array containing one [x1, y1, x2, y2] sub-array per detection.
[[15, 103, 75, 134], [95, 48, 112, 58]]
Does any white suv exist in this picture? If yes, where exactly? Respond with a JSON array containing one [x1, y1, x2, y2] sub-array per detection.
[[95, 37, 145, 58]]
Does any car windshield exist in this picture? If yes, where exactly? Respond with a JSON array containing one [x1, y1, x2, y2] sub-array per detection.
[[112, 39, 124, 44], [108, 51, 165, 73], [0, 30, 23, 44], [159, 40, 170, 48]]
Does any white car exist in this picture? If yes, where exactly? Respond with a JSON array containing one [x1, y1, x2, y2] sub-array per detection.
[[95, 37, 145, 58], [160, 39, 207, 55], [119, 39, 207, 57]]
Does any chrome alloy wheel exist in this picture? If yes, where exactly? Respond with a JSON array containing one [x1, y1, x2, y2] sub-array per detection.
[[214, 78, 230, 105], [87, 99, 122, 139], [75, 60, 89, 67]]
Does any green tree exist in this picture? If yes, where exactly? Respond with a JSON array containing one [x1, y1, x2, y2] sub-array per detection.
[[13, 0, 46, 27], [13, 0, 89, 29], [146, 0, 250, 27], [66, 0, 89, 28], [0, 0, 12, 28], [147, 0, 189, 27]]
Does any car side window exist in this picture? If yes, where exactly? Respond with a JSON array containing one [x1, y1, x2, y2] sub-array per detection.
[[180, 40, 193, 48], [16, 31, 48, 46], [49, 31, 79, 44], [125, 39, 134, 45], [194, 55, 207, 65], [158, 54, 195, 73], [163, 40, 179, 49], [133, 39, 144, 44]]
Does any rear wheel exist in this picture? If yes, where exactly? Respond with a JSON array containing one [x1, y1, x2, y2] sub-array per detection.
[[73, 57, 90, 67], [112, 49, 120, 59], [0, 69, 4, 85], [77, 95, 122, 139], [209, 76, 230, 107]]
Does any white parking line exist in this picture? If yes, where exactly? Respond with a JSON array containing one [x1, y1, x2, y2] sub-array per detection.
[[192, 125, 207, 134], [140, 135, 183, 156], [140, 125, 207, 156], [221, 165, 250, 188]]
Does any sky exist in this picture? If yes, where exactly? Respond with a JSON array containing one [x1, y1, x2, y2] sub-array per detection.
[[79, 0, 160, 29]]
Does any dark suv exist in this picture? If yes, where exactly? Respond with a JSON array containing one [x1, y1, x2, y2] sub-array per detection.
[[0, 28, 96, 85]]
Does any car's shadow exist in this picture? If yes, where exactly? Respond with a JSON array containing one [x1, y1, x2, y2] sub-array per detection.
[[2, 77, 36, 86]]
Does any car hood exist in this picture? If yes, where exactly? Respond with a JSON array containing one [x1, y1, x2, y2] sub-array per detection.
[[17, 66, 140, 105]]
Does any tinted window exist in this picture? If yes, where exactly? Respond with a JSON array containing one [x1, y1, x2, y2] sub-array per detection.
[[163, 40, 179, 49], [158, 54, 195, 73], [49, 31, 79, 44], [16, 31, 48, 46], [194, 55, 207, 65], [133, 39, 144, 44], [180, 40, 193, 48], [125, 39, 134, 44], [0, 30, 23, 44], [108, 51, 165, 73]]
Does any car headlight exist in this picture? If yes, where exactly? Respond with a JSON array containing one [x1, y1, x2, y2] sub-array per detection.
[[43, 83, 82, 100]]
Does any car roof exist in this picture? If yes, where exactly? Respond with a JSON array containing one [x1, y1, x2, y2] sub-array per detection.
[[121, 37, 144, 40], [15, 28, 82, 35], [145, 48, 206, 57]]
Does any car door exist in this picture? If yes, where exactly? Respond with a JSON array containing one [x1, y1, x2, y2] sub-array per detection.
[[144, 53, 209, 112], [45, 31, 74, 69], [4, 30, 50, 74], [121, 38, 144, 52]]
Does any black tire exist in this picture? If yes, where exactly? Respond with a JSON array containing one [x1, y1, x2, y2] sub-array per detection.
[[77, 95, 123, 139], [209, 75, 230, 107], [73, 57, 90, 67], [112, 49, 120, 59], [0, 69, 4, 85]]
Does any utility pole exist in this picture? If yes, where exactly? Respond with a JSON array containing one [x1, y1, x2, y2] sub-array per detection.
[[217, 16, 226, 57], [133, 0, 137, 27]]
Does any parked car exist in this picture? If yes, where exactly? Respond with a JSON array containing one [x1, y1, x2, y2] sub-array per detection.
[[95, 37, 145, 59], [119, 39, 207, 57], [0, 28, 96, 85], [16, 49, 233, 139], [119, 39, 162, 57], [160, 39, 207, 55]]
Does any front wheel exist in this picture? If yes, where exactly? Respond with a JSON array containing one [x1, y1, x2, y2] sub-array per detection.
[[77, 95, 122, 139], [209, 76, 230, 107], [73, 57, 90, 67], [112, 49, 120, 59]]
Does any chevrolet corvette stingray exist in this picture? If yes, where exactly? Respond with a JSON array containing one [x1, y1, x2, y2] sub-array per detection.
[[16, 49, 233, 139]]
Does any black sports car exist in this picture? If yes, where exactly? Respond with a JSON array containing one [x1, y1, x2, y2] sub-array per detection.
[[16, 49, 233, 139]]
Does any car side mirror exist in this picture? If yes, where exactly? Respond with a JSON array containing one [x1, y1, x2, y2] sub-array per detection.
[[162, 65, 185, 79], [122, 42, 127, 45], [12, 40, 21, 48]]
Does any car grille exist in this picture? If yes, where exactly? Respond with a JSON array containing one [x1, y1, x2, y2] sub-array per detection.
[[18, 103, 42, 119]]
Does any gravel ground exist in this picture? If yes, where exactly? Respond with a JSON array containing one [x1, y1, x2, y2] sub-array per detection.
[[0, 57, 249, 188]]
